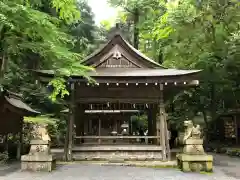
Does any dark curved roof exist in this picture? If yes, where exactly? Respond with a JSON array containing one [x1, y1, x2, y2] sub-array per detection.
[[82, 32, 165, 69], [35, 26, 201, 81], [3, 90, 40, 115], [35, 68, 201, 78], [5, 96, 40, 115]]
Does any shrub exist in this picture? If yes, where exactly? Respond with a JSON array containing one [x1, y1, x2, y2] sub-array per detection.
[[0, 152, 8, 164]]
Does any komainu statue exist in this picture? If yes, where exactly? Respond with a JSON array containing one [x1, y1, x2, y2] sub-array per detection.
[[177, 120, 213, 173], [32, 124, 51, 141], [21, 123, 56, 172], [182, 120, 204, 155], [183, 121, 201, 142]]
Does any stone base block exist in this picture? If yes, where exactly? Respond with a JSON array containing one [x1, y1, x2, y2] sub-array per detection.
[[177, 154, 213, 172], [21, 155, 56, 172], [185, 139, 203, 145], [182, 144, 205, 155], [73, 151, 162, 161]]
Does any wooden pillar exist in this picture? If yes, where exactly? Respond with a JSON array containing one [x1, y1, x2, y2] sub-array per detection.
[[64, 115, 70, 161], [66, 82, 75, 161], [156, 114, 161, 145], [98, 118, 101, 144], [129, 116, 132, 135], [159, 84, 167, 161], [17, 117, 23, 160], [165, 115, 171, 161], [152, 105, 156, 145]]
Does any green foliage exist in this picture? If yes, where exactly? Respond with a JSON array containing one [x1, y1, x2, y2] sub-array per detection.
[[0, 0, 98, 148], [157, 0, 240, 125], [51, 0, 80, 23], [0, 151, 8, 164], [108, 0, 167, 60], [0, 0, 101, 111], [24, 115, 66, 146], [48, 78, 69, 102], [100, 20, 113, 31], [131, 114, 148, 131], [24, 115, 58, 125], [109, 0, 240, 131]]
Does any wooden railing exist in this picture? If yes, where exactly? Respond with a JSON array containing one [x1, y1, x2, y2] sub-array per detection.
[[75, 136, 160, 139], [74, 136, 161, 144]]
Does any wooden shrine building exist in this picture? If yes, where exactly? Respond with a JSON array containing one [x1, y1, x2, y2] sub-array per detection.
[[36, 27, 201, 161], [0, 89, 40, 159]]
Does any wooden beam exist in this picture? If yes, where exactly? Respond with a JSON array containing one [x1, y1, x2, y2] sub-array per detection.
[[71, 76, 200, 84], [98, 118, 101, 144], [75, 136, 161, 139], [164, 114, 171, 161], [64, 115, 70, 161], [159, 84, 167, 161], [76, 98, 160, 103], [66, 82, 75, 161]]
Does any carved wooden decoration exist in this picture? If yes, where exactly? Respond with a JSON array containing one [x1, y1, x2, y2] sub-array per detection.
[[112, 50, 122, 59], [94, 45, 141, 68]]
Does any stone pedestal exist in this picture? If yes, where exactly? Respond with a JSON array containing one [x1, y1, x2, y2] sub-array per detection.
[[21, 140, 56, 172], [177, 154, 213, 172], [177, 139, 213, 172]]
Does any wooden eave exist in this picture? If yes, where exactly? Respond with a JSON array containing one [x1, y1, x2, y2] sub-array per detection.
[[35, 69, 202, 84], [1, 90, 40, 116]]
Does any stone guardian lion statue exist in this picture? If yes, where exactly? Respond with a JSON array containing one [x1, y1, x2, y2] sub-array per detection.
[[32, 124, 51, 141]]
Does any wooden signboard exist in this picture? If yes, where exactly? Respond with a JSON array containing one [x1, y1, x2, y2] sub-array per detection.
[[222, 116, 236, 138]]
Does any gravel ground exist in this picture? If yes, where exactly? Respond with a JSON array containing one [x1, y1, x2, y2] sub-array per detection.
[[211, 153, 240, 179], [0, 163, 238, 180], [1, 153, 240, 180]]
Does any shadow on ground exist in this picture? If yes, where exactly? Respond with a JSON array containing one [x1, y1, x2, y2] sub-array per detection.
[[0, 162, 20, 176]]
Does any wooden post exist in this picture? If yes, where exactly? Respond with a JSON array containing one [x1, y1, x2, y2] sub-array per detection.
[[156, 114, 161, 145], [153, 107, 157, 144], [64, 116, 70, 161], [159, 84, 167, 161], [98, 118, 101, 144], [74, 104, 81, 145], [67, 82, 75, 161], [164, 115, 171, 161], [17, 117, 23, 160]]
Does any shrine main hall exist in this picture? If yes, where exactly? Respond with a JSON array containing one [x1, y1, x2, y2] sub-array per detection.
[[36, 28, 201, 162]]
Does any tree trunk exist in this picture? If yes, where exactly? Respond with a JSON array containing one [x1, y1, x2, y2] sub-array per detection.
[[133, 8, 139, 49], [210, 83, 216, 121], [0, 26, 7, 79], [202, 110, 208, 129], [202, 109, 209, 143]]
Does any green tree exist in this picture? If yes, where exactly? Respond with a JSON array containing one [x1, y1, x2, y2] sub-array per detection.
[[153, 0, 240, 129], [108, 0, 166, 62], [0, 0, 93, 102], [109, 0, 240, 132]]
